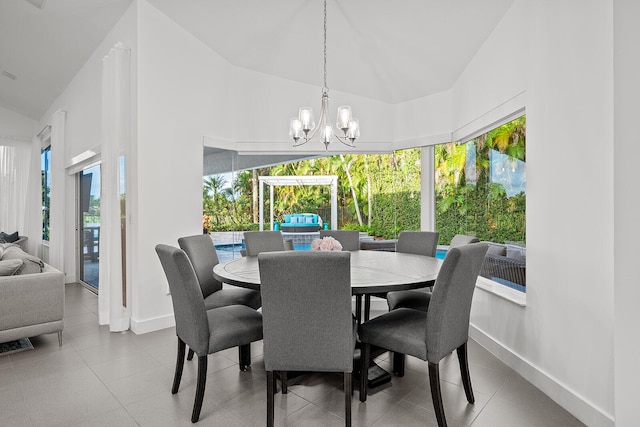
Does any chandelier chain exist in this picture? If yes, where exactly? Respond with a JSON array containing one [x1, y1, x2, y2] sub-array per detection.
[[323, 0, 327, 91]]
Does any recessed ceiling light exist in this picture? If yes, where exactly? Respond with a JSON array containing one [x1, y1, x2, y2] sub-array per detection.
[[25, 0, 47, 9], [2, 70, 17, 80]]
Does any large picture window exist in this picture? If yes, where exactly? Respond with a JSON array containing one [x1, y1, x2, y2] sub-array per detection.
[[435, 115, 526, 291]]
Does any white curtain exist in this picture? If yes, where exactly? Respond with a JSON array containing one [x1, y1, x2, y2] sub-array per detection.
[[0, 138, 32, 238], [99, 42, 131, 331]]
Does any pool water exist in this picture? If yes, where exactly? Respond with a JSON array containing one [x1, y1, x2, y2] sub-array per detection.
[[216, 243, 447, 263]]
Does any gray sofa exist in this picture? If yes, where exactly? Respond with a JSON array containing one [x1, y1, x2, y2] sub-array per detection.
[[479, 242, 526, 288], [0, 243, 65, 345]]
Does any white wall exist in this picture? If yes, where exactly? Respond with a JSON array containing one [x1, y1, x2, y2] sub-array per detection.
[[0, 105, 39, 139], [131, 0, 237, 330], [393, 90, 453, 148], [613, 1, 640, 426], [456, 1, 614, 426]]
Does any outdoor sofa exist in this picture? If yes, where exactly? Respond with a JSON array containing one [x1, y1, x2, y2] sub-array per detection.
[[280, 213, 321, 232]]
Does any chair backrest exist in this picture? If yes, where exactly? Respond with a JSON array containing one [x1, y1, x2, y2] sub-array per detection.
[[155, 244, 210, 356], [396, 231, 439, 257], [178, 234, 222, 297], [319, 230, 360, 251], [243, 231, 286, 256], [426, 242, 488, 363], [449, 234, 480, 249], [258, 251, 354, 372]]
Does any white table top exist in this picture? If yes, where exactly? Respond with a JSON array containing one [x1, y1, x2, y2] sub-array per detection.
[[213, 250, 442, 295]]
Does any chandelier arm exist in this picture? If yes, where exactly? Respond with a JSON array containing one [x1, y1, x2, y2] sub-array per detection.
[[334, 134, 356, 147]]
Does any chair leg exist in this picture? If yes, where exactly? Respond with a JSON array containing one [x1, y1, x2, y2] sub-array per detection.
[[428, 362, 447, 427], [239, 344, 251, 371], [359, 343, 370, 402], [344, 372, 352, 427], [364, 295, 371, 321], [192, 355, 208, 423], [392, 352, 405, 377], [281, 371, 288, 394], [457, 342, 475, 404], [187, 348, 194, 361], [172, 338, 186, 394], [57, 330, 63, 347], [267, 371, 275, 427]]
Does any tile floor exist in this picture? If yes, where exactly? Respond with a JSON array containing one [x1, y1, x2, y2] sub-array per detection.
[[0, 283, 587, 426]]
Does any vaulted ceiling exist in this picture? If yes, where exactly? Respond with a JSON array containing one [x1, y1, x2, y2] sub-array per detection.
[[0, 0, 514, 121]]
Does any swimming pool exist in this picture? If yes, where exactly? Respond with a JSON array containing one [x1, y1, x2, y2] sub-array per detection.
[[215, 242, 312, 262], [216, 243, 447, 263]]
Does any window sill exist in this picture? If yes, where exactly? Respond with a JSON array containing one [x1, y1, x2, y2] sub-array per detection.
[[476, 276, 526, 306]]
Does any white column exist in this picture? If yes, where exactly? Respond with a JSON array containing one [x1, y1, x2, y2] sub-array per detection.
[[420, 146, 435, 231], [269, 184, 274, 230], [331, 178, 338, 229], [259, 179, 264, 231]]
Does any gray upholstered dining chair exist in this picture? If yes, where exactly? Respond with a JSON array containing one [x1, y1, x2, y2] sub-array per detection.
[[243, 231, 286, 256], [155, 244, 263, 423], [386, 233, 478, 312], [178, 234, 261, 310], [319, 229, 360, 251], [258, 251, 355, 427], [395, 230, 440, 256], [178, 234, 262, 360], [358, 242, 489, 427]]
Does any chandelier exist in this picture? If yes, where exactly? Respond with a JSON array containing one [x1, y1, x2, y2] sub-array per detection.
[[289, 0, 360, 150]]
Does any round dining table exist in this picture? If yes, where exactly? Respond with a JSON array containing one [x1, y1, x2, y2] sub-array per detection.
[[212, 249, 442, 295], [213, 249, 442, 389]]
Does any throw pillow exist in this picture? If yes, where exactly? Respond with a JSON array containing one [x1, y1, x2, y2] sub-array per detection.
[[0, 259, 23, 276], [0, 231, 19, 243], [305, 217, 314, 224], [1, 246, 44, 274]]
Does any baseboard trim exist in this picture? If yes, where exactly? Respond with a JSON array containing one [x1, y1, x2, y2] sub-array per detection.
[[469, 324, 614, 427], [130, 314, 175, 335]]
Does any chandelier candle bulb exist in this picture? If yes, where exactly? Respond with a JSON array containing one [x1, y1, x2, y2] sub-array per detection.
[[347, 118, 360, 140], [337, 106, 352, 131], [299, 108, 314, 132], [289, 118, 303, 141], [322, 124, 333, 144]]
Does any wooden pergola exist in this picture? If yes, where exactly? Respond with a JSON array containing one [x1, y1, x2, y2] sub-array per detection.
[[258, 176, 338, 231]]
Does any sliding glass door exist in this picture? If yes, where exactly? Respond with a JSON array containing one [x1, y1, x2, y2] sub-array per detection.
[[78, 164, 100, 291]]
